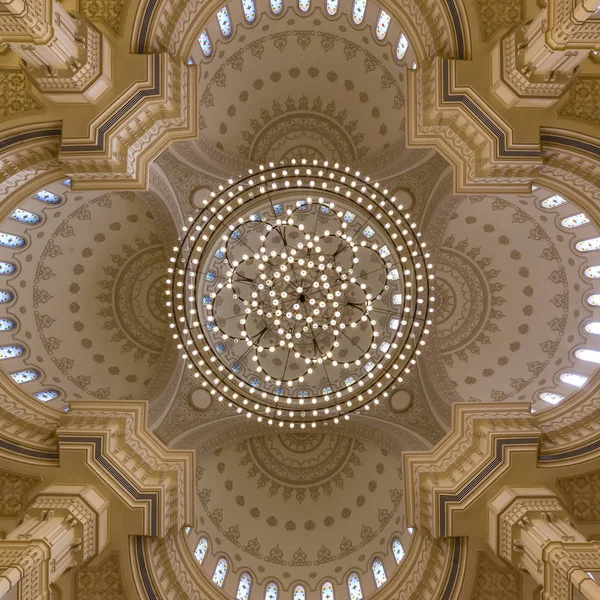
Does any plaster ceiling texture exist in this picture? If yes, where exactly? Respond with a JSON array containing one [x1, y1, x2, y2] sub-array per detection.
[[0, 184, 175, 405]]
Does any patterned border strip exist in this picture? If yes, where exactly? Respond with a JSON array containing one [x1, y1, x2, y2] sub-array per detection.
[[539, 438, 600, 462], [0, 437, 58, 461], [0, 128, 61, 152], [438, 437, 540, 537], [60, 56, 161, 153], [441, 61, 541, 159], [135, 536, 160, 600], [442, 537, 464, 600], [541, 134, 600, 159], [59, 435, 158, 536]]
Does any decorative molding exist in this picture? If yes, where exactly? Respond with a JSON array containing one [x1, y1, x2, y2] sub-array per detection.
[[404, 403, 539, 537], [0, 68, 42, 118], [0, 469, 40, 517], [557, 469, 600, 522], [75, 552, 127, 600], [545, 0, 600, 50], [57, 401, 195, 537], [559, 77, 600, 125], [467, 551, 520, 600]]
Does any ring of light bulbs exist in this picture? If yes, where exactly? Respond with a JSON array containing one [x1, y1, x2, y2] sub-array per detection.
[[167, 160, 434, 428]]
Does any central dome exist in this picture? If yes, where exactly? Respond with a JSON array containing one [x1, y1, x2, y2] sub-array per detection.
[[168, 161, 433, 425]]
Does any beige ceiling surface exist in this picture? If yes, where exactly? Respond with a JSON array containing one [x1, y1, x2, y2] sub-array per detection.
[[2, 189, 171, 401], [423, 190, 591, 406], [195, 10, 407, 167], [195, 431, 405, 590]]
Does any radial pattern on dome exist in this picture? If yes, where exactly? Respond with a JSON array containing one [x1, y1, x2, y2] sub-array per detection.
[[168, 162, 433, 425]]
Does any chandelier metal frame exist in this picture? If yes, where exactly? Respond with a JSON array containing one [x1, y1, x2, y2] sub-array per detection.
[[166, 160, 434, 428]]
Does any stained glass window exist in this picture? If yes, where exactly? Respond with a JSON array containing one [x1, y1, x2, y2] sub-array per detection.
[[10, 208, 40, 225], [364, 361, 375, 372], [237, 573, 252, 600], [217, 7, 232, 37], [541, 194, 566, 209], [273, 204, 284, 215], [388, 269, 399, 281], [0, 233, 25, 248], [561, 213, 590, 228], [265, 582, 278, 600], [375, 11, 391, 39], [35, 190, 60, 204], [326, 0, 338, 14], [392, 294, 402, 304], [215, 247, 226, 259], [586, 322, 600, 335], [34, 389, 59, 402], [0, 262, 15, 275], [389, 318, 400, 330], [372, 558, 387, 587], [588, 294, 600, 306], [392, 538, 405, 563], [206, 271, 216, 282], [322, 386, 333, 394], [195, 538, 208, 563], [185, 526, 192, 534], [0, 318, 14, 331], [271, 0, 283, 13], [396, 34, 408, 60], [345, 376, 356, 386], [298, 0, 310, 10], [212, 557, 228, 587], [0, 291, 14, 303], [363, 226, 375, 239], [322, 582, 334, 600], [575, 348, 600, 364], [242, 0, 256, 21], [250, 377, 261, 388], [0, 345, 23, 360], [344, 211, 356, 223], [560, 372, 587, 387], [199, 31, 212, 56], [577, 237, 600, 252], [348, 573, 363, 600], [10, 369, 40, 384], [380, 341, 390, 352], [585, 266, 600, 279], [63, 179, 71, 186], [352, 0, 366, 23], [293, 586, 306, 600], [539, 391, 564, 405]]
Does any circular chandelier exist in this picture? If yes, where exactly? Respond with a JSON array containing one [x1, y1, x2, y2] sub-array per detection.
[[166, 161, 434, 427]]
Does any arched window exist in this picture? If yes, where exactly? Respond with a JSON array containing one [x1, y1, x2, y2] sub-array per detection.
[[322, 582, 334, 600], [541, 194, 566, 209], [588, 294, 600, 306], [0, 318, 14, 331], [10, 369, 40, 384], [575, 348, 600, 364], [375, 10, 391, 39], [194, 538, 208, 563], [241, 0, 256, 21], [237, 573, 252, 600], [352, 0, 366, 23], [217, 7, 232, 37], [392, 538, 405, 563], [298, 0, 310, 12], [0, 291, 13, 303], [539, 391, 564, 405], [347, 573, 363, 600], [585, 266, 600, 279], [35, 190, 60, 204], [213, 557, 228, 587], [34, 389, 59, 402], [293, 586, 305, 600], [265, 582, 278, 600], [0, 233, 25, 248], [396, 34, 408, 59], [0, 262, 15, 275], [561, 213, 590, 228], [326, 0, 338, 14], [560, 372, 588, 387], [0, 345, 23, 360], [10, 209, 40, 225], [576, 237, 600, 252], [271, 0, 283, 13], [586, 322, 600, 336], [372, 559, 387, 587], [199, 31, 212, 56]]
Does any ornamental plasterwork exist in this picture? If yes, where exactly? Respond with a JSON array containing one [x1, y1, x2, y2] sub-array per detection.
[[475, 0, 522, 42], [75, 553, 127, 600], [0, 69, 42, 119], [0, 468, 40, 518], [468, 551, 520, 600], [559, 78, 600, 126], [557, 469, 600, 521]]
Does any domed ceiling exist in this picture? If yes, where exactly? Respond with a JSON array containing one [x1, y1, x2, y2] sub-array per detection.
[[192, 431, 407, 595], [0, 184, 176, 404]]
